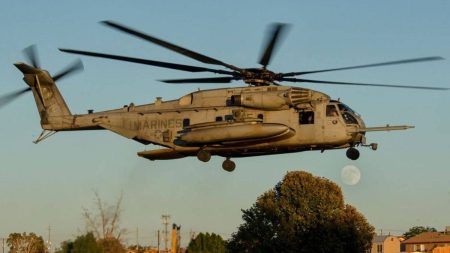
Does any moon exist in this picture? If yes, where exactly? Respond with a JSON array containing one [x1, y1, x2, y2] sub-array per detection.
[[341, 165, 361, 185]]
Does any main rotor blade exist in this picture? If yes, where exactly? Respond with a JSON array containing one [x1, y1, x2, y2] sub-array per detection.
[[281, 56, 445, 77], [101, 20, 242, 72], [0, 87, 31, 109], [160, 77, 237, 84], [52, 59, 84, 82], [259, 23, 289, 68], [280, 78, 449, 90], [23, 45, 40, 68], [59, 48, 237, 75]]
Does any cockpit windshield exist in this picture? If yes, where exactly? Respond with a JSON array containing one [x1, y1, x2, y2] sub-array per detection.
[[338, 103, 356, 115], [337, 103, 359, 125]]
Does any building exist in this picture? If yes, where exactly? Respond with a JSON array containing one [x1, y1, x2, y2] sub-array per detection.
[[402, 232, 450, 253], [370, 235, 401, 253]]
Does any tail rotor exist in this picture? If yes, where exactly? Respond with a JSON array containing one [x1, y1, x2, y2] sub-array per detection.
[[0, 45, 83, 109]]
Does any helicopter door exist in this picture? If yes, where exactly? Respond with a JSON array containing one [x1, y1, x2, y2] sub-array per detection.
[[298, 110, 317, 142], [324, 104, 343, 140]]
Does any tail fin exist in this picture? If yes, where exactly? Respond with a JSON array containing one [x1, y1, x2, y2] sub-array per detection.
[[14, 62, 71, 128]]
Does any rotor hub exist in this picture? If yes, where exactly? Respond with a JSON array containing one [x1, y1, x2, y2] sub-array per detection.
[[241, 68, 278, 86]]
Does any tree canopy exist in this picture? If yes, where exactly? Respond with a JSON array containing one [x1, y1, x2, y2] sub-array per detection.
[[186, 232, 226, 253], [227, 171, 375, 253], [56, 232, 101, 253], [56, 232, 124, 253], [403, 226, 437, 239], [7, 232, 47, 253]]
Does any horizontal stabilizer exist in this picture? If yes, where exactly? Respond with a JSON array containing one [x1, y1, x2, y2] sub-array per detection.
[[14, 62, 41, 75]]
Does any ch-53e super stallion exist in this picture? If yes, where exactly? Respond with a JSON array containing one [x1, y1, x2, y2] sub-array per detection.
[[1, 21, 448, 171]]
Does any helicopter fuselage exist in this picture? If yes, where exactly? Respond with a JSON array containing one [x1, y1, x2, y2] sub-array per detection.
[[46, 85, 366, 159]]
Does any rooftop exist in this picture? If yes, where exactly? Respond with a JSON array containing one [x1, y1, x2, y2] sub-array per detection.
[[403, 232, 450, 244]]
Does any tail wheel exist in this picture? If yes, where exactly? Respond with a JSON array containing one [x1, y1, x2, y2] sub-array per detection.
[[346, 147, 360, 160], [197, 150, 211, 162], [222, 158, 236, 172]]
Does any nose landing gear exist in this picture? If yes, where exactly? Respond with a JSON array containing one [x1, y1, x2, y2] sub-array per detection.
[[346, 147, 360, 160], [222, 158, 236, 172]]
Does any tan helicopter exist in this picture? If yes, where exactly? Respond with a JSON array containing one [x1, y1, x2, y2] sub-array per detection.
[[2, 21, 448, 172]]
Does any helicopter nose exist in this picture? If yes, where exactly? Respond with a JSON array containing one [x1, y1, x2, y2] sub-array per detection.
[[357, 116, 366, 129]]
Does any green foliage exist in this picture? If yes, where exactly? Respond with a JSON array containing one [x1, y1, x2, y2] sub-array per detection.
[[6, 232, 47, 253], [55, 233, 101, 253], [55, 233, 124, 253], [403, 226, 437, 239], [186, 232, 226, 253], [227, 171, 375, 253]]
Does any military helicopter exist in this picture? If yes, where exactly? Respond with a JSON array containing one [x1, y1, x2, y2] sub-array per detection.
[[2, 21, 448, 172]]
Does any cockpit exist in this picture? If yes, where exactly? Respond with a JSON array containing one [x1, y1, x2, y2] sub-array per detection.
[[327, 101, 361, 126]]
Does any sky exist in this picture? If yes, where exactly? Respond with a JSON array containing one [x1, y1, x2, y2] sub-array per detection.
[[1, 0, 450, 249]]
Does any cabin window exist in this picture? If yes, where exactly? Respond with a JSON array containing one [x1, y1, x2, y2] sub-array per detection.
[[224, 114, 233, 121], [257, 114, 264, 120], [182, 118, 190, 127], [326, 105, 339, 117], [299, 111, 314, 124], [215, 116, 223, 122]]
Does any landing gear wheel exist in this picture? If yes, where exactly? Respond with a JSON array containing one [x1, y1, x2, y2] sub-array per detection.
[[222, 158, 236, 172], [346, 147, 360, 160], [197, 150, 211, 162]]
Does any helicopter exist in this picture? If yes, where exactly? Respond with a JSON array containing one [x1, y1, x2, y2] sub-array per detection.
[[2, 21, 448, 172]]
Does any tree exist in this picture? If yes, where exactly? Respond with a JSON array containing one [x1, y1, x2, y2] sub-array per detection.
[[83, 191, 126, 241], [82, 192, 126, 253], [227, 171, 375, 253], [403, 226, 437, 239], [56, 232, 102, 253], [7, 232, 47, 253], [186, 233, 226, 253]]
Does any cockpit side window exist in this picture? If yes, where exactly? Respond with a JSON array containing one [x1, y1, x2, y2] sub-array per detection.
[[342, 112, 358, 124], [299, 111, 314, 124], [326, 105, 339, 117]]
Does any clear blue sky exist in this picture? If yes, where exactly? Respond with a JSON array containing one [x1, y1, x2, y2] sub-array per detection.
[[1, 0, 450, 248]]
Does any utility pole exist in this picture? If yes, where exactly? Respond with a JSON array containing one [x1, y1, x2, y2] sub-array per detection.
[[136, 227, 139, 251], [47, 225, 52, 253], [157, 230, 160, 253], [2, 237, 5, 253], [161, 215, 171, 253]]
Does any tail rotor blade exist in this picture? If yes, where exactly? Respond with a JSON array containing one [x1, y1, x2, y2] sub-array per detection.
[[23, 45, 40, 68], [52, 59, 84, 82], [0, 87, 32, 109]]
